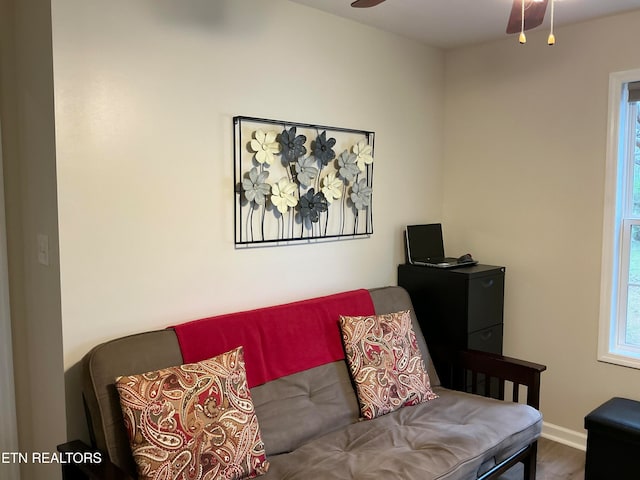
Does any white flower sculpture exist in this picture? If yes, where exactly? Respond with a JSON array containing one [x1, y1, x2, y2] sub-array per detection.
[[250, 129, 281, 165], [271, 177, 298, 214], [352, 140, 373, 172], [321, 172, 343, 204]]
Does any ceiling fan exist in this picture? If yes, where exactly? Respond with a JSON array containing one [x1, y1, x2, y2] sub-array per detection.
[[506, 0, 548, 34], [351, 0, 555, 44], [350, 0, 385, 7]]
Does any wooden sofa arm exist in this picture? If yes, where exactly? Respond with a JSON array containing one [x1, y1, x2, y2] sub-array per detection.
[[56, 440, 134, 480], [433, 347, 547, 409]]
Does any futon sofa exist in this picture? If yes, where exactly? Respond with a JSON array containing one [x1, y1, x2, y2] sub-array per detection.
[[59, 286, 546, 480]]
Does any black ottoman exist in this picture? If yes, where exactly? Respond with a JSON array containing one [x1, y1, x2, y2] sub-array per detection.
[[584, 397, 640, 480]]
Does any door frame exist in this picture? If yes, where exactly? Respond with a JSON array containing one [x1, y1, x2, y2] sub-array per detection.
[[0, 118, 20, 479]]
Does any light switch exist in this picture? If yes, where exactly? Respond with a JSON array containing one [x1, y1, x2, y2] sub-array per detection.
[[37, 234, 49, 266]]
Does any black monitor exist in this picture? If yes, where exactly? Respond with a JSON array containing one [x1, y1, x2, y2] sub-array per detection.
[[405, 224, 445, 262]]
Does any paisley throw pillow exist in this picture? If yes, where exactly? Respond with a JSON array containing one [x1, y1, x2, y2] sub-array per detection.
[[339, 310, 438, 420], [115, 346, 269, 480]]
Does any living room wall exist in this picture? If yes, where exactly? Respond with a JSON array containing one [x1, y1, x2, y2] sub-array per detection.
[[443, 9, 640, 446], [51, 0, 444, 443]]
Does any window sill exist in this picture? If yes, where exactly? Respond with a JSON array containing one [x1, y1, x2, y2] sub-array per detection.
[[598, 351, 640, 370]]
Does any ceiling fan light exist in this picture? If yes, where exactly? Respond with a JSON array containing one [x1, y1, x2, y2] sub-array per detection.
[[518, 0, 526, 44], [547, 0, 556, 45]]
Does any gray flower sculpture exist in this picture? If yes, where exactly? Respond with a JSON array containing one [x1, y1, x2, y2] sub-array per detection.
[[299, 188, 328, 223], [279, 127, 307, 164], [350, 178, 372, 210], [242, 167, 270, 206], [295, 156, 318, 187], [313, 131, 336, 166], [337, 150, 359, 183]]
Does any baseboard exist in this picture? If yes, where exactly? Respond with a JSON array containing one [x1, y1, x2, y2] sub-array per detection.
[[541, 422, 587, 451]]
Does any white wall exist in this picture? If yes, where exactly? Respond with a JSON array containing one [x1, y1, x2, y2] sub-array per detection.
[[443, 10, 640, 443], [51, 0, 444, 441]]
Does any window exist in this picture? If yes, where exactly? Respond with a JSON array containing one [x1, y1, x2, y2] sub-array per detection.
[[599, 70, 640, 368]]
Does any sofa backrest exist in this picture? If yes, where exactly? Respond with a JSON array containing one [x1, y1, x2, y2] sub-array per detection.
[[82, 329, 182, 476], [81, 286, 438, 477]]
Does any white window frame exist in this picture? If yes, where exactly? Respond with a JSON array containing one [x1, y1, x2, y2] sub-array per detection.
[[598, 69, 640, 369]]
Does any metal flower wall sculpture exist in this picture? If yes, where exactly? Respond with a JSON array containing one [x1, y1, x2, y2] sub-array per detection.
[[234, 116, 374, 246]]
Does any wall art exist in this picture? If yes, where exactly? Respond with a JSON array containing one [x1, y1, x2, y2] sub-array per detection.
[[234, 116, 374, 247]]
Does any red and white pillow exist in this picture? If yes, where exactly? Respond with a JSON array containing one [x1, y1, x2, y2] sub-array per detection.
[[339, 310, 438, 420], [115, 346, 269, 480]]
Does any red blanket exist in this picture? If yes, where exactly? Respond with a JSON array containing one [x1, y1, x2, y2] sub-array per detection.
[[172, 289, 375, 388]]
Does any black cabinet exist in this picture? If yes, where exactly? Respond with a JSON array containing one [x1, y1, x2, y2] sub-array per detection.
[[397, 263, 505, 389]]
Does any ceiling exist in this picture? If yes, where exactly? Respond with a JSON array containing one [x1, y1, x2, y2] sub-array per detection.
[[289, 0, 640, 49]]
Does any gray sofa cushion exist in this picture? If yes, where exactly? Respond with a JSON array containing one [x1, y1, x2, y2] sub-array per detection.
[[251, 360, 360, 456], [261, 387, 542, 480]]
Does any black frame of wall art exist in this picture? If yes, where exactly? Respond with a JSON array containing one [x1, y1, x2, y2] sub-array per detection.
[[234, 116, 375, 247]]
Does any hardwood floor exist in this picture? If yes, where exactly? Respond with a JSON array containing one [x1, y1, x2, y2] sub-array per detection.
[[499, 437, 585, 480]]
